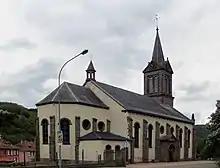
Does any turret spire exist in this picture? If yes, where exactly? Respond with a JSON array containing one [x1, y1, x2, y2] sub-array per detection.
[[86, 60, 96, 81]]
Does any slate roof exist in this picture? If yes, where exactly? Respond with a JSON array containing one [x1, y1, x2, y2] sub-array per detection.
[[160, 134, 177, 142], [0, 139, 19, 150], [36, 82, 109, 109], [93, 81, 193, 124], [80, 132, 130, 141]]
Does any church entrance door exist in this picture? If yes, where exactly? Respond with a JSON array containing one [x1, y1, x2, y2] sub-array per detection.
[[168, 144, 175, 162]]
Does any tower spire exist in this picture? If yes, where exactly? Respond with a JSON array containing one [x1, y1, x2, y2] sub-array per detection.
[[142, 21, 174, 107], [152, 26, 165, 63]]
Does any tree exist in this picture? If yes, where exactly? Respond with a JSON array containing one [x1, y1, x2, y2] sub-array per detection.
[[196, 125, 210, 155], [0, 102, 37, 144], [203, 100, 220, 159]]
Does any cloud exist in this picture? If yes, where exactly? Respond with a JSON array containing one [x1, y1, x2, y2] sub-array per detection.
[[0, 38, 37, 51], [177, 81, 210, 102], [0, 59, 59, 107], [0, 0, 220, 124], [23, 0, 173, 83]]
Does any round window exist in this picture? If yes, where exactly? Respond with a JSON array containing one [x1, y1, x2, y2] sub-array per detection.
[[98, 121, 105, 132], [82, 119, 91, 130], [160, 126, 164, 134]]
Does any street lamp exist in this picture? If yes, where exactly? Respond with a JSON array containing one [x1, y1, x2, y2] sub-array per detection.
[[57, 49, 88, 168]]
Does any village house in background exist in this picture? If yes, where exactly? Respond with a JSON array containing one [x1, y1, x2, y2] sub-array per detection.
[[0, 139, 35, 164], [0, 139, 19, 162], [36, 27, 196, 163], [16, 140, 36, 163]]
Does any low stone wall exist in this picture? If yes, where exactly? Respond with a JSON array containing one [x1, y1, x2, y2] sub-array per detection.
[[13, 161, 125, 168]]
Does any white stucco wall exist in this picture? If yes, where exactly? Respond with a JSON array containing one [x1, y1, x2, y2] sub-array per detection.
[[38, 102, 111, 160]]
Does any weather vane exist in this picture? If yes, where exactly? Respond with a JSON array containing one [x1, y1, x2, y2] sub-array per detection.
[[154, 14, 160, 30]]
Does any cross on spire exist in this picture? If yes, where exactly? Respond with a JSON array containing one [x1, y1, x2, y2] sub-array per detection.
[[154, 14, 160, 31]]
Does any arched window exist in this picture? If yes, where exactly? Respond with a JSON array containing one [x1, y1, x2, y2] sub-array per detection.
[[60, 118, 71, 145], [148, 124, 153, 148], [115, 145, 120, 151], [41, 119, 49, 144], [170, 127, 174, 135], [105, 145, 112, 150], [160, 126, 164, 134], [134, 122, 140, 148], [179, 128, 183, 148], [188, 130, 191, 148]]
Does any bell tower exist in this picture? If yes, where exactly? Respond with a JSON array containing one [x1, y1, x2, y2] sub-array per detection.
[[143, 27, 174, 106], [86, 60, 96, 82]]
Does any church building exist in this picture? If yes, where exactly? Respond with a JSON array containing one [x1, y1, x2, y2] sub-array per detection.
[[35, 28, 196, 163]]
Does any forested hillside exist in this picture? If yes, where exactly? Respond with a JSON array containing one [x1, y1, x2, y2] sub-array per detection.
[[196, 124, 210, 154], [0, 102, 37, 144]]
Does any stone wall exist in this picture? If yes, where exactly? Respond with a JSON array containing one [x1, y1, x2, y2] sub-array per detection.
[[35, 117, 40, 161], [142, 119, 148, 162], [127, 117, 134, 163], [166, 123, 170, 135], [49, 116, 56, 161], [155, 121, 160, 161], [107, 120, 111, 133], [184, 126, 188, 160], [75, 116, 81, 163], [92, 118, 97, 132]]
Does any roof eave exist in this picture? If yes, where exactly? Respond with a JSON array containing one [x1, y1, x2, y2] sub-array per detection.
[[36, 101, 109, 110], [122, 109, 194, 125], [80, 138, 130, 141]]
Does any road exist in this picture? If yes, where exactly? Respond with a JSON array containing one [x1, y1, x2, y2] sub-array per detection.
[[125, 161, 217, 168]]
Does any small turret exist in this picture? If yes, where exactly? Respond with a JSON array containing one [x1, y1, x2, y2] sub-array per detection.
[[86, 60, 96, 81]]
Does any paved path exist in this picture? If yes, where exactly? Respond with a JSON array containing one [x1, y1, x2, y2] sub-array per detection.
[[126, 161, 217, 168]]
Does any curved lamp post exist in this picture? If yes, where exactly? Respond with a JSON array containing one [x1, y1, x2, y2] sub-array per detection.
[[57, 49, 88, 168]]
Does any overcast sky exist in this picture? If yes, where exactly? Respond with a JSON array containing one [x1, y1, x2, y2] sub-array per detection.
[[0, 0, 219, 124]]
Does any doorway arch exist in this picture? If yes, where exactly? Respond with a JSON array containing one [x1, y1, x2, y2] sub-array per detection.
[[168, 144, 175, 162]]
